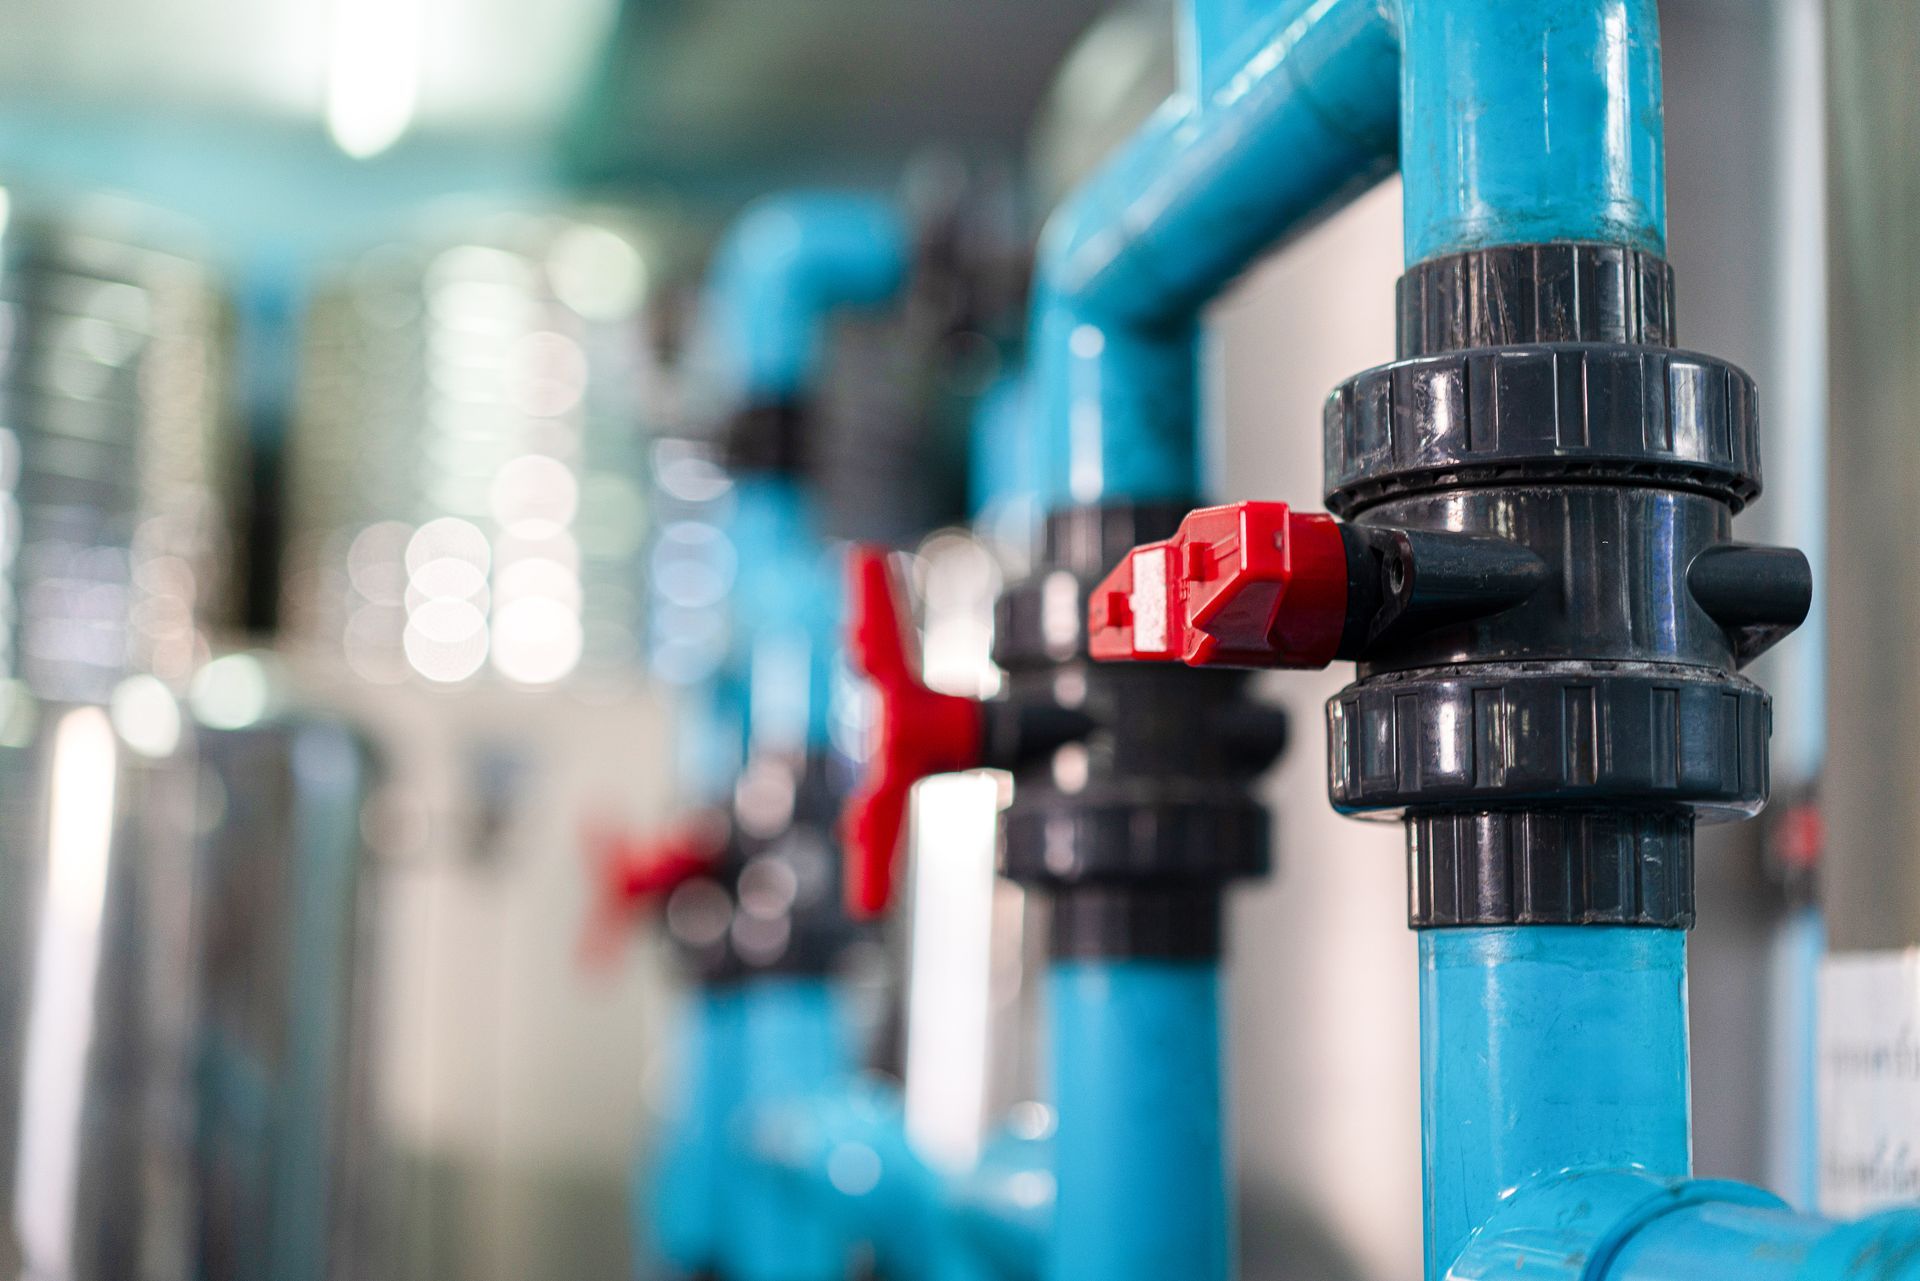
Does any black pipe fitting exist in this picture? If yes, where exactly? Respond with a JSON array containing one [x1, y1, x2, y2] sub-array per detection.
[[1327, 242, 1808, 929], [995, 502, 1286, 960]]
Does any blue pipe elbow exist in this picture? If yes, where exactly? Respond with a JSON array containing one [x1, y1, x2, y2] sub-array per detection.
[[706, 191, 910, 406], [1421, 929, 1692, 1280], [1448, 1169, 1920, 1281], [740, 1079, 1053, 1281], [1032, 0, 1399, 509], [1032, 0, 1676, 509]]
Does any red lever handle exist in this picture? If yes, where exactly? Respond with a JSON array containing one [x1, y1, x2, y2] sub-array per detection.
[[579, 815, 723, 967], [1087, 501, 1349, 668], [842, 545, 985, 918]]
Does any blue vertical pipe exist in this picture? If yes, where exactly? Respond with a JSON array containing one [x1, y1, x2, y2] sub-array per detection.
[[1422, 928, 1692, 1280], [726, 978, 854, 1281], [726, 477, 839, 751], [1033, 3, 1396, 1278], [1048, 962, 1228, 1281], [1032, 0, 1400, 509], [649, 987, 741, 1273], [1396, 0, 1668, 264]]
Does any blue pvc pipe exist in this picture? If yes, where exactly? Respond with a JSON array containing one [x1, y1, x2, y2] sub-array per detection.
[[1447, 1168, 1920, 1280], [649, 987, 741, 1274], [1048, 961, 1228, 1281], [1421, 928, 1691, 1281], [1032, 0, 1399, 508], [739, 1077, 1048, 1281], [1397, 0, 1668, 264], [725, 977, 857, 1281], [725, 477, 840, 751], [705, 191, 910, 405], [1034, 0, 1676, 508]]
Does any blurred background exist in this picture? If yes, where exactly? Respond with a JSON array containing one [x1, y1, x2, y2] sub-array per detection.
[[0, 0, 1844, 1279]]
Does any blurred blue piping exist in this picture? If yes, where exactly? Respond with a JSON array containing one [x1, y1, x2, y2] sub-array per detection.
[[705, 192, 911, 406], [1032, 0, 1398, 507], [644, 190, 913, 1279]]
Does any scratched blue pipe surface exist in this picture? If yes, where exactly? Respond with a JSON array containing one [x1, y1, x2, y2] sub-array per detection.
[[1396, 0, 1668, 263], [724, 977, 857, 1281], [1421, 928, 1691, 1281], [704, 192, 909, 404], [1048, 961, 1228, 1281]]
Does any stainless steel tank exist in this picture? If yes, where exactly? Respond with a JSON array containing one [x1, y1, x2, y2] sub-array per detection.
[[0, 193, 231, 1281], [282, 210, 661, 690], [281, 211, 682, 1281]]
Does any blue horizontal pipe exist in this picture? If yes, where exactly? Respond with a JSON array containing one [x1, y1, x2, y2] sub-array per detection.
[[705, 191, 910, 405], [1447, 1168, 1920, 1280], [1422, 928, 1691, 1281], [741, 1078, 1050, 1281], [1397, 0, 1668, 263], [1049, 960, 1228, 1281], [1033, 0, 1399, 508]]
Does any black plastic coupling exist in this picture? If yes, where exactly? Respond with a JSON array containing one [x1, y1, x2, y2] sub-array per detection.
[[723, 399, 809, 475], [1321, 242, 1809, 930], [994, 501, 1287, 960]]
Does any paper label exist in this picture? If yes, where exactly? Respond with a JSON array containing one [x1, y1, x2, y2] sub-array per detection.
[[1819, 948, 1920, 1215]]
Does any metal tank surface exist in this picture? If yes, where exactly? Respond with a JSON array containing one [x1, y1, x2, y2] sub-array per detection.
[[0, 193, 232, 1281], [281, 210, 683, 1281], [282, 208, 661, 691], [190, 700, 383, 1281]]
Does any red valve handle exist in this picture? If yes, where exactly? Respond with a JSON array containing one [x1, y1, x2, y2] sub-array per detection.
[[842, 545, 985, 919], [578, 816, 723, 967], [1088, 501, 1349, 669]]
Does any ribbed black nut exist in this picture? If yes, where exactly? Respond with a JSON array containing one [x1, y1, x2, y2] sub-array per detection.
[[1327, 665, 1771, 819], [1000, 793, 1270, 888], [1323, 344, 1762, 519], [1397, 243, 1677, 359], [723, 400, 809, 474], [1050, 884, 1225, 960], [1408, 810, 1695, 928], [994, 501, 1192, 670]]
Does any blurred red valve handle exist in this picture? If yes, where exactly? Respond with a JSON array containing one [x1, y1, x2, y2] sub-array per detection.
[[578, 816, 724, 967], [1087, 501, 1350, 669], [841, 545, 985, 919]]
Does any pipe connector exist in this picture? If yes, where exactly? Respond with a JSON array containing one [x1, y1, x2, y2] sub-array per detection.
[[1088, 242, 1811, 928], [1448, 1168, 1920, 1281]]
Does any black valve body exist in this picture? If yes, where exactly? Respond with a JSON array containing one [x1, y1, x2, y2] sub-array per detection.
[[1324, 243, 1809, 929]]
